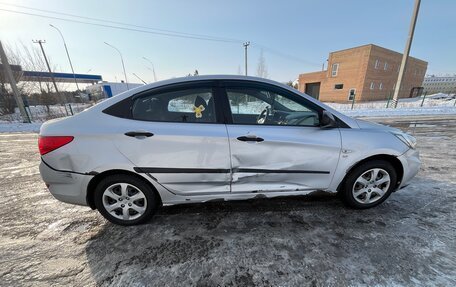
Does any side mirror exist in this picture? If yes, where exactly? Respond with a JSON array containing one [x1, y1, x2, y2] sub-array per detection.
[[320, 110, 338, 129]]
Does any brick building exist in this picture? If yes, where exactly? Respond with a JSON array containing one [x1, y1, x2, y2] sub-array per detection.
[[298, 44, 427, 102]]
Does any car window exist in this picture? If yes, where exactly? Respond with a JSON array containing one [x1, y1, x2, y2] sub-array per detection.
[[132, 87, 216, 123], [227, 87, 319, 126]]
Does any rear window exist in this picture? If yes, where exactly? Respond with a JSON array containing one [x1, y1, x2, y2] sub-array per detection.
[[131, 88, 216, 123]]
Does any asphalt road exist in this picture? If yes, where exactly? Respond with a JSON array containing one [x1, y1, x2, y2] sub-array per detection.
[[1, 115, 455, 286]]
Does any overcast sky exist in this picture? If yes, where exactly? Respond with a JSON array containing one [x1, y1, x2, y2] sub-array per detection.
[[1, 0, 454, 85]]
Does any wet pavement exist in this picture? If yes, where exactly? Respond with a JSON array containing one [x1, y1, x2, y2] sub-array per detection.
[[0, 115, 455, 286]]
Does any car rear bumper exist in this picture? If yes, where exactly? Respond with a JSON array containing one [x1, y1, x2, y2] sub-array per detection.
[[397, 148, 421, 189], [39, 161, 90, 206]]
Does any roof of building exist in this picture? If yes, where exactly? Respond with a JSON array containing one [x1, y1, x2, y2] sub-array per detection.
[[330, 44, 427, 63]]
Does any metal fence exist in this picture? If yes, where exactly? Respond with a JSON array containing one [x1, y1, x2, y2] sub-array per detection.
[[325, 89, 456, 112]]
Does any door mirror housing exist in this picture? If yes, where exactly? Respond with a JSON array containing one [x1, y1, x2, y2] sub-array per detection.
[[320, 110, 338, 129]]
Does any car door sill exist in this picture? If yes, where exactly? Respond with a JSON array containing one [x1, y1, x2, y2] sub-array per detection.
[[162, 189, 330, 206], [170, 188, 319, 197]]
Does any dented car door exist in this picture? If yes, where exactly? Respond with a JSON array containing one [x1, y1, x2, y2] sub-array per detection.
[[222, 81, 342, 193]]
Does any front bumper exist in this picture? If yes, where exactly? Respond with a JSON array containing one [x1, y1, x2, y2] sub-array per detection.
[[39, 161, 90, 206], [397, 148, 421, 189]]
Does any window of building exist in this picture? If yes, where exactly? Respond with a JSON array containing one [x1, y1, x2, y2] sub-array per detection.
[[331, 63, 339, 77], [370, 82, 375, 90], [375, 59, 380, 69], [384, 62, 388, 70], [334, 84, 344, 89], [379, 82, 383, 90]]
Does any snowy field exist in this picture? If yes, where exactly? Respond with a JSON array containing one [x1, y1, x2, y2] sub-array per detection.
[[1, 94, 455, 133], [0, 103, 91, 133], [1, 116, 455, 286], [326, 92, 456, 117]]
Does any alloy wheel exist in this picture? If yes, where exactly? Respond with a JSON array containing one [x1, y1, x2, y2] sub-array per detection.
[[352, 168, 391, 204], [102, 183, 147, 221]]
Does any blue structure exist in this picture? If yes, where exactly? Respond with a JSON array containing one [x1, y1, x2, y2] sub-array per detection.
[[21, 71, 102, 83], [103, 85, 113, 97], [1, 64, 102, 84]]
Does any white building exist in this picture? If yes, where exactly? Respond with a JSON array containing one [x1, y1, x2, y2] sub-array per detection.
[[85, 81, 143, 100], [422, 76, 456, 94]]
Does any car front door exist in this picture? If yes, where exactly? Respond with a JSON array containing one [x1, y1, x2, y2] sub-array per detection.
[[112, 82, 231, 195], [222, 81, 342, 193]]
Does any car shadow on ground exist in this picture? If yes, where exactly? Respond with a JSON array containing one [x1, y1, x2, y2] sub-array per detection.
[[83, 177, 456, 286]]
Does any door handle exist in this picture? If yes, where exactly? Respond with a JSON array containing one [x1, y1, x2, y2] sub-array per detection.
[[237, 135, 264, 142], [124, 131, 154, 137]]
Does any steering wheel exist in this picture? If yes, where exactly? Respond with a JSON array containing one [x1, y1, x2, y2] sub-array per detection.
[[257, 107, 270, 124]]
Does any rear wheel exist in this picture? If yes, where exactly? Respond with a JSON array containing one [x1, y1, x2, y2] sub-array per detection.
[[94, 174, 159, 225], [341, 160, 397, 209]]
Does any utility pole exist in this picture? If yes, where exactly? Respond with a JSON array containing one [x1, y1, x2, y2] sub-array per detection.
[[132, 73, 147, 84], [0, 41, 30, 123], [104, 42, 129, 89], [243, 41, 250, 76], [33, 39, 69, 115], [142, 57, 157, 82], [392, 0, 421, 108], [50, 24, 80, 91]]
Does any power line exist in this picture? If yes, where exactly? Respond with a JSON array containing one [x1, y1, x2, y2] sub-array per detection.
[[0, 8, 242, 43], [0, 5, 320, 67], [1, 2, 245, 43], [252, 43, 320, 67], [0, 3, 243, 44]]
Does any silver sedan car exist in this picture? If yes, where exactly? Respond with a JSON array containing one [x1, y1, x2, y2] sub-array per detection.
[[39, 75, 420, 225]]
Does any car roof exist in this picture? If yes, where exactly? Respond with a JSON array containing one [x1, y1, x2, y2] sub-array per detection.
[[88, 75, 288, 109]]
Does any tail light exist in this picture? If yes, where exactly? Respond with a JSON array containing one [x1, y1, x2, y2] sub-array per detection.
[[38, 136, 74, 155]]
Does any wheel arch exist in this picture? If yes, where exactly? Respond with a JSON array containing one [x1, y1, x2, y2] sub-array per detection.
[[86, 169, 162, 209], [337, 154, 404, 192]]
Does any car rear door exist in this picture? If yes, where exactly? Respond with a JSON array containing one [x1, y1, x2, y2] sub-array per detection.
[[221, 81, 342, 193], [111, 81, 231, 195]]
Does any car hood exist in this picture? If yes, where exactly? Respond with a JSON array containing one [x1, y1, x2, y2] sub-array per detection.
[[355, 119, 402, 133]]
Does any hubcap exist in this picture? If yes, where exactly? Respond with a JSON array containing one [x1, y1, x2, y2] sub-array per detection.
[[352, 168, 391, 204], [102, 183, 147, 221]]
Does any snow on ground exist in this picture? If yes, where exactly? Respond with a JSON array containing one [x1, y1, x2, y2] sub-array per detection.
[[0, 122, 42, 133], [0, 103, 91, 123], [0, 103, 91, 133], [326, 94, 456, 117], [327, 93, 456, 110], [334, 106, 456, 117]]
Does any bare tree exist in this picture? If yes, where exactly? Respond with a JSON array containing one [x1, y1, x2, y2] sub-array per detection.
[[1, 42, 68, 118], [256, 50, 268, 79], [286, 80, 298, 89]]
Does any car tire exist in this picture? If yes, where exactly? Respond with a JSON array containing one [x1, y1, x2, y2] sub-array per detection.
[[94, 174, 159, 225], [341, 160, 397, 209]]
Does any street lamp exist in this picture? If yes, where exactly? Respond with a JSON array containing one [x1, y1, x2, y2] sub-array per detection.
[[104, 42, 129, 89], [142, 57, 157, 82], [49, 24, 80, 91]]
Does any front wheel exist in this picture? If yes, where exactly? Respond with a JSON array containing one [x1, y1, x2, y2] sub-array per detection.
[[341, 160, 397, 209], [94, 174, 159, 225]]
